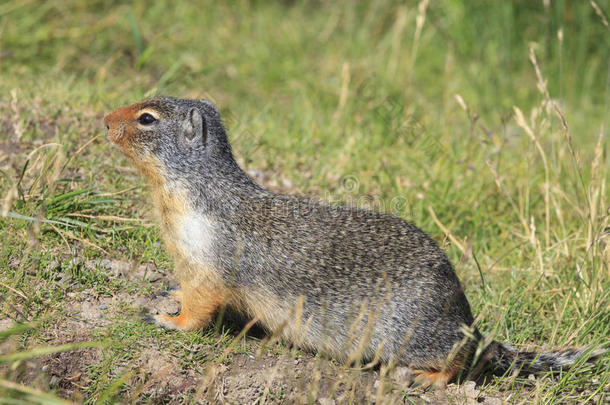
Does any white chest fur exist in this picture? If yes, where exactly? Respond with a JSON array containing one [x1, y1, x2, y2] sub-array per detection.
[[175, 210, 216, 264]]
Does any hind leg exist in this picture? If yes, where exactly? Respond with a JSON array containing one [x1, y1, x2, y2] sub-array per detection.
[[410, 357, 466, 387], [411, 367, 457, 387]]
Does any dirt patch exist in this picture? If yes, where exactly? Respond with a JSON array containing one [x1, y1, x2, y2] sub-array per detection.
[[210, 352, 379, 404], [42, 347, 102, 401], [157, 351, 509, 404], [0, 318, 14, 332], [10, 330, 101, 402], [130, 345, 201, 401], [86, 258, 167, 283]]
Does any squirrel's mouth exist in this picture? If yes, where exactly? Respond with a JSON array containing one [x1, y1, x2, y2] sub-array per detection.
[[105, 124, 131, 150], [106, 126, 122, 142], [107, 132, 121, 145], [104, 110, 132, 148]]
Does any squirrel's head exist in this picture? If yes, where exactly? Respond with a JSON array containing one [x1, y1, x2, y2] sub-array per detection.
[[104, 97, 234, 183]]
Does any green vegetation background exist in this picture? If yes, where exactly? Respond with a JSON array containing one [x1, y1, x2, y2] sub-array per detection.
[[0, 0, 608, 403]]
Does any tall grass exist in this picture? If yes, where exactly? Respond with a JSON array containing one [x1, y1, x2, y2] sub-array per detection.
[[0, 0, 608, 403]]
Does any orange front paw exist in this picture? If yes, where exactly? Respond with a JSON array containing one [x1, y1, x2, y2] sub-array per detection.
[[145, 286, 228, 332], [152, 312, 203, 332]]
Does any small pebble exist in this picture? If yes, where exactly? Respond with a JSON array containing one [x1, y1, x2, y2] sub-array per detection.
[[99, 304, 108, 310], [99, 259, 111, 269]]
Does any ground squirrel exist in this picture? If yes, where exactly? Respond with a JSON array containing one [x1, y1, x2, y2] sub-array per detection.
[[104, 97, 601, 386]]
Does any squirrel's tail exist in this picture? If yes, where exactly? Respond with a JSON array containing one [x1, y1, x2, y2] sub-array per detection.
[[479, 341, 605, 377]]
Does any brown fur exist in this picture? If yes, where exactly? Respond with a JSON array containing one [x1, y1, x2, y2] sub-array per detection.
[[156, 284, 229, 331], [104, 102, 146, 153], [104, 97, 603, 387]]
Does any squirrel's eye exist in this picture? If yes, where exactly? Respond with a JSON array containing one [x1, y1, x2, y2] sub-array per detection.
[[138, 113, 157, 126]]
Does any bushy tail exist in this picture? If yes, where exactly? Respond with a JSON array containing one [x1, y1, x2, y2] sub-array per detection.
[[480, 341, 605, 376]]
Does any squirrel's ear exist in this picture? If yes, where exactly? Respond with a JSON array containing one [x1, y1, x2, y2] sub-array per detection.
[[182, 108, 207, 144]]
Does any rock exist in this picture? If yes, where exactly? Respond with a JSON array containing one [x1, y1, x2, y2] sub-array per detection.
[[108, 260, 130, 276], [462, 380, 478, 400], [391, 366, 412, 383], [145, 272, 162, 283], [97, 259, 112, 269]]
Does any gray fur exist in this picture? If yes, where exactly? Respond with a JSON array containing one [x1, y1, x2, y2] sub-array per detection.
[[109, 97, 602, 381], [481, 342, 605, 377]]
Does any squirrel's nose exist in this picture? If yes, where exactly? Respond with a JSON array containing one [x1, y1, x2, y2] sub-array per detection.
[[103, 115, 111, 131]]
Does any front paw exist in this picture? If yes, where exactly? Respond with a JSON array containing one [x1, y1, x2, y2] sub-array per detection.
[[144, 312, 204, 332], [142, 313, 183, 330]]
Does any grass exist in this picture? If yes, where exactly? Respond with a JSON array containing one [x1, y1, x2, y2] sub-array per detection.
[[0, 0, 609, 403]]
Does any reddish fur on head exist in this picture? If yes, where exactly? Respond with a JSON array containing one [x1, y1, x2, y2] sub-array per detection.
[[104, 102, 147, 152], [104, 101, 167, 183]]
